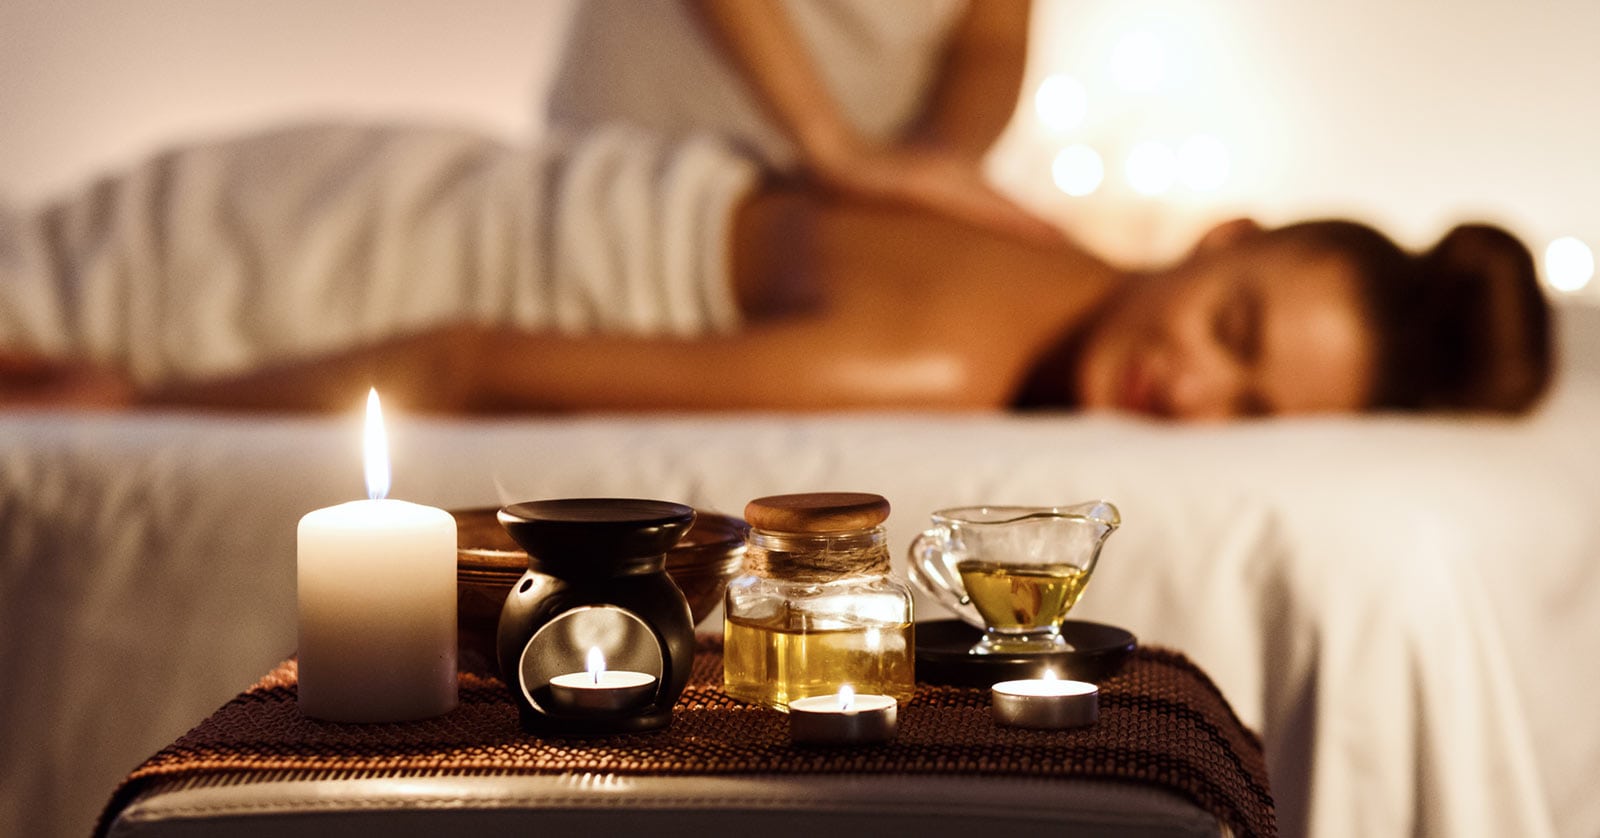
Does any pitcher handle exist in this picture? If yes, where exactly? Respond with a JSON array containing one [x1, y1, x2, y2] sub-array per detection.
[[907, 529, 985, 630]]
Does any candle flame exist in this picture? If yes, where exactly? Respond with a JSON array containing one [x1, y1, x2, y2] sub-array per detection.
[[1041, 668, 1058, 681], [837, 684, 855, 712], [586, 647, 606, 684], [363, 388, 390, 500]]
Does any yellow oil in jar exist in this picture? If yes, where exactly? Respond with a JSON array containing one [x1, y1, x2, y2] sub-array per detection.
[[723, 615, 915, 710]]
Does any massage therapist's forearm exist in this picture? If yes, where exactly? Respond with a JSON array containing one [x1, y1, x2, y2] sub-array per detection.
[[692, 0, 859, 165], [918, 0, 1032, 155]]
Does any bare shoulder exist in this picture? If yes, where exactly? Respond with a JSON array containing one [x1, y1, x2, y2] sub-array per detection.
[[814, 202, 1114, 330], [807, 202, 1117, 406]]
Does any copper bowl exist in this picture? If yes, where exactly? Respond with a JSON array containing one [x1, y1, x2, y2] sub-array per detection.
[[452, 506, 747, 659]]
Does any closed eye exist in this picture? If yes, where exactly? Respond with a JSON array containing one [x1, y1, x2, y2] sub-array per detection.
[[1213, 283, 1262, 365], [1234, 389, 1272, 417]]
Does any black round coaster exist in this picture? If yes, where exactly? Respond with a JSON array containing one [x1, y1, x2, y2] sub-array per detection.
[[914, 619, 1137, 686]]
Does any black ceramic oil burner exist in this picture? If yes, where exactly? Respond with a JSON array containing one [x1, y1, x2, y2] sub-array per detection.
[[495, 498, 696, 735]]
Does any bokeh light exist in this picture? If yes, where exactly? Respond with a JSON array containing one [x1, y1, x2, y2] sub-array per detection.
[[1035, 74, 1089, 135], [1111, 31, 1165, 92], [1125, 141, 1178, 196], [1178, 134, 1230, 191], [1052, 144, 1104, 197], [1545, 236, 1595, 293]]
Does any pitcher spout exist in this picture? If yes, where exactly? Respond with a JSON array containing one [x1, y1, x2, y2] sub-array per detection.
[[1058, 499, 1120, 532]]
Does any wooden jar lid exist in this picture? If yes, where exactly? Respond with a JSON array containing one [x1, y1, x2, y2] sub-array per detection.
[[744, 492, 890, 533]]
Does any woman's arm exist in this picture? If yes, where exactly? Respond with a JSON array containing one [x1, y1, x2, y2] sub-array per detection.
[[0, 352, 137, 410], [135, 320, 992, 415], [136, 327, 484, 414], [472, 322, 983, 412]]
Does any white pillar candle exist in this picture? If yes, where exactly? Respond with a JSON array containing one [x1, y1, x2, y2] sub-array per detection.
[[297, 390, 457, 723]]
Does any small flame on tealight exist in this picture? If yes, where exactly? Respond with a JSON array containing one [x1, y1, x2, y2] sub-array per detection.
[[838, 684, 856, 712], [586, 647, 607, 684], [363, 388, 390, 500], [1041, 668, 1059, 681]]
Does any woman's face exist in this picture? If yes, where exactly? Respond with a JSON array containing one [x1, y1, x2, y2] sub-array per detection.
[[1075, 228, 1378, 420]]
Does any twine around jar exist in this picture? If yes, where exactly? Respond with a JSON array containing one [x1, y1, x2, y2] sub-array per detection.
[[742, 528, 891, 583]]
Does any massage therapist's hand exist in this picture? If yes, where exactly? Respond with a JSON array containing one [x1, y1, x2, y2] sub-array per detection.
[[809, 140, 1063, 246], [0, 352, 136, 410], [692, 0, 1050, 244]]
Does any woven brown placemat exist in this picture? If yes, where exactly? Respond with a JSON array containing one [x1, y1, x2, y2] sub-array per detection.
[[99, 637, 1275, 837]]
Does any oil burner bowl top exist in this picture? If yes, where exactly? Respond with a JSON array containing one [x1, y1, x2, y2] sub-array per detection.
[[452, 505, 747, 655]]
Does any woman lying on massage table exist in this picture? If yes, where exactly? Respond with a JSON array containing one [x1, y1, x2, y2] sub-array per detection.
[[0, 174, 1552, 421], [0, 0, 1550, 420]]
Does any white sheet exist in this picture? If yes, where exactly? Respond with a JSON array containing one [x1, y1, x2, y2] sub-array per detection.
[[3, 380, 1598, 838]]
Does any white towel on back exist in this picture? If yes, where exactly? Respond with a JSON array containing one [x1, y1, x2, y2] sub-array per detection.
[[0, 122, 758, 385]]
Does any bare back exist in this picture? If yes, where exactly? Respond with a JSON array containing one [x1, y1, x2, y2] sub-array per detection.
[[731, 185, 1121, 408]]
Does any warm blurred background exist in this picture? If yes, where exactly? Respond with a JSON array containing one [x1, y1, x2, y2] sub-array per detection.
[[1, 0, 1595, 297]]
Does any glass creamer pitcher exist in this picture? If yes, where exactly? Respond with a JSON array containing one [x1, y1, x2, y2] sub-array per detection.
[[908, 501, 1119, 655]]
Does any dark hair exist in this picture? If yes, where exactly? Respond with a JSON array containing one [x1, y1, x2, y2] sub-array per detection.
[[1278, 220, 1553, 413]]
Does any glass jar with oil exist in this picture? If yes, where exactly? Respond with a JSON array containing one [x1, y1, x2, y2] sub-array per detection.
[[723, 492, 915, 709]]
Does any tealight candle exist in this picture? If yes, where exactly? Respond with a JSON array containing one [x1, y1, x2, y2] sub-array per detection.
[[547, 647, 659, 714], [788, 685, 898, 745], [991, 669, 1099, 729], [297, 390, 458, 723]]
